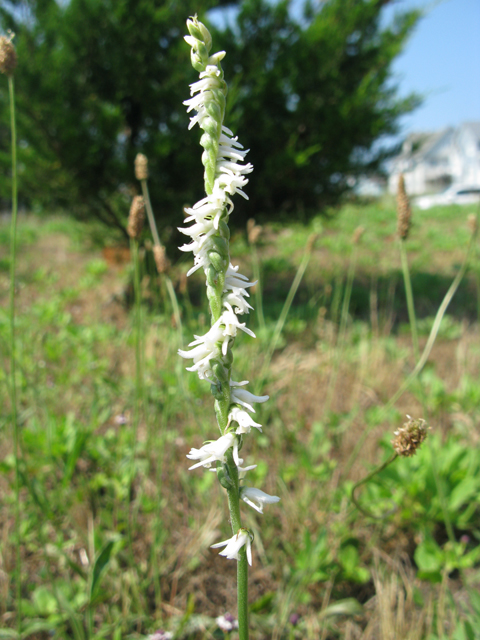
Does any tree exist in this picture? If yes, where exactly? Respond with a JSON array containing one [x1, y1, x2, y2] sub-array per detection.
[[212, 0, 421, 221], [0, 0, 421, 239], [0, 0, 231, 238]]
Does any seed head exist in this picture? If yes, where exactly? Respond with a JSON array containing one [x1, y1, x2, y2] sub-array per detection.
[[352, 226, 365, 245], [127, 196, 145, 239], [247, 218, 262, 245], [135, 153, 148, 181], [0, 32, 17, 77], [306, 232, 319, 254], [153, 244, 170, 274], [396, 174, 412, 240], [467, 213, 478, 236], [392, 415, 429, 457]]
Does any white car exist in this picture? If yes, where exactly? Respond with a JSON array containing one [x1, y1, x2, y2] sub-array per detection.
[[415, 184, 480, 210]]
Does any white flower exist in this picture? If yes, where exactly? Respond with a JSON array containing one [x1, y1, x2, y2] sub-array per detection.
[[211, 529, 253, 565], [186, 432, 239, 470], [230, 380, 269, 413], [220, 303, 255, 343], [240, 487, 280, 514], [177, 321, 224, 379], [216, 614, 238, 633], [228, 406, 262, 434], [148, 631, 173, 640], [223, 263, 255, 314]]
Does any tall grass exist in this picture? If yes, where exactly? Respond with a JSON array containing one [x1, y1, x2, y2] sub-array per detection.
[[0, 197, 479, 639], [2, 38, 22, 634]]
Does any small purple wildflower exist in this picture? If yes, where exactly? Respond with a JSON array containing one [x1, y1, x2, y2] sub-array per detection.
[[289, 613, 300, 626]]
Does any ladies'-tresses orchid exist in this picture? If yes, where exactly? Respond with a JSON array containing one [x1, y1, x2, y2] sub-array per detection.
[[180, 17, 279, 581], [187, 433, 240, 470], [240, 487, 280, 514], [227, 406, 262, 434], [211, 529, 253, 566]]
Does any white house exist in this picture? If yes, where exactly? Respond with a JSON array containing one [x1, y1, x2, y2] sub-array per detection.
[[388, 122, 480, 195]]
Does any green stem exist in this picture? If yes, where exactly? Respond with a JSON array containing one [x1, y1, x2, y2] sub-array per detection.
[[399, 238, 420, 361], [131, 238, 143, 432], [351, 453, 397, 519], [140, 179, 161, 248], [8, 74, 21, 635], [250, 244, 265, 332], [140, 178, 184, 350], [127, 238, 143, 580], [325, 243, 358, 414], [237, 549, 249, 640], [165, 275, 184, 349], [258, 235, 317, 389], [216, 371, 248, 635], [224, 453, 248, 639]]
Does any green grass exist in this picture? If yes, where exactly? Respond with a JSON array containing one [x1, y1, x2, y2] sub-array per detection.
[[0, 201, 480, 639]]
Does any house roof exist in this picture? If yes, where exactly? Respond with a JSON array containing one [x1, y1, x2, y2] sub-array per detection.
[[398, 128, 453, 165], [459, 121, 480, 141]]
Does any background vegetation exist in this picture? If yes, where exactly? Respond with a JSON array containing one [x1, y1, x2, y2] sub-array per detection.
[[1, 1, 479, 638], [1, 198, 480, 639], [0, 0, 420, 236]]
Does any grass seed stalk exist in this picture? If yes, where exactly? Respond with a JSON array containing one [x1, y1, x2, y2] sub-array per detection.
[[1, 31, 21, 634]]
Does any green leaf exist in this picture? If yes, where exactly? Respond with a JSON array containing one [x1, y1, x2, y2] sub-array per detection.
[[468, 590, 480, 617], [448, 477, 480, 512], [319, 598, 364, 618], [33, 586, 58, 616], [339, 545, 359, 575], [63, 429, 90, 487], [414, 536, 443, 582], [21, 620, 57, 639], [249, 592, 275, 613], [89, 540, 115, 603]]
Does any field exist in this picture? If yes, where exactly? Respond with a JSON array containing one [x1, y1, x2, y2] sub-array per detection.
[[1, 199, 480, 639]]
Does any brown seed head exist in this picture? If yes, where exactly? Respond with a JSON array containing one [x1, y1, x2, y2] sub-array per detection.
[[396, 174, 412, 240], [179, 272, 188, 295], [127, 196, 145, 239], [467, 213, 478, 236], [352, 226, 365, 245], [0, 33, 17, 77], [134, 153, 148, 181], [153, 244, 170, 274], [247, 218, 262, 245], [306, 233, 319, 254], [392, 415, 429, 457]]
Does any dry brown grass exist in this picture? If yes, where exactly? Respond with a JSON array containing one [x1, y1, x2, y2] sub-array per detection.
[[1, 215, 480, 638]]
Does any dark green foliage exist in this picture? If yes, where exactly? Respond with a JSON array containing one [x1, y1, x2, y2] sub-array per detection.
[[0, 0, 226, 238], [0, 0, 421, 239]]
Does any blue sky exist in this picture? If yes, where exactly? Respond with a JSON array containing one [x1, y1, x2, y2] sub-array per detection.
[[384, 0, 480, 135]]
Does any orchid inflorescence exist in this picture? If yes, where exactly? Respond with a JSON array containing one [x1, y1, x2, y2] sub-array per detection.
[[179, 16, 279, 566]]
